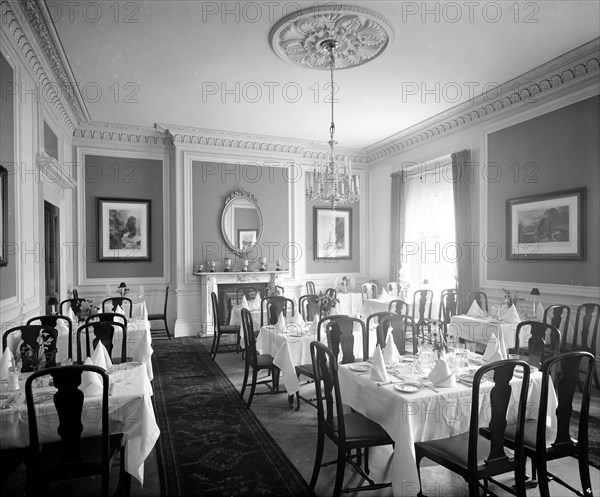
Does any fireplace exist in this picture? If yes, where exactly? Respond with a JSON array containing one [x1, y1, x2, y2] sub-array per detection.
[[194, 270, 287, 334]]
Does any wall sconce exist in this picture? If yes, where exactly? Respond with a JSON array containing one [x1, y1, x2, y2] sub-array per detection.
[[118, 282, 127, 297], [47, 297, 58, 315], [530, 288, 540, 316]]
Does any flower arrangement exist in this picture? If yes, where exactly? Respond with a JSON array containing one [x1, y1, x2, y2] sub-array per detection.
[[73, 299, 100, 322], [265, 284, 283, 296], [20, 332, 54, 372], [429, 322, 454, 358], [316, 291, 340, 316], [339, 276, 349, 293], [501, 288, 524, 308]]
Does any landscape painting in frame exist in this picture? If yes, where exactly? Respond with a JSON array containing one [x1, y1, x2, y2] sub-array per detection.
[[314, 207, 352, 259], [506, 188, 585, 260], [98, 198, 151, 261], [238, 229, 258, 251]]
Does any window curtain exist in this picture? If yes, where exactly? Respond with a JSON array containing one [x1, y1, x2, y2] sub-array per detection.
[[451, 149, 475, 313], [390, 170, 406, 283]]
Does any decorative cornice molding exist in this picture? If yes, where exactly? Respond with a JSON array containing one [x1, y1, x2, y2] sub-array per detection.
[[364, 38, 600, 163], [1, 0, 78, 132], [73, 122, 173, 146], [14, 0, 89, 125]]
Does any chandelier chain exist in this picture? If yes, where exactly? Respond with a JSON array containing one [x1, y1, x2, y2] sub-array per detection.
[[329, 46, 335, 142]]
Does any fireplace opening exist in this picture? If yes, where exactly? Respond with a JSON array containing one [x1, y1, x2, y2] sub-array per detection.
[[219, 283, 268, 325]]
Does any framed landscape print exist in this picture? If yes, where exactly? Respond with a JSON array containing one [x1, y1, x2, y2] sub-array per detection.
[[314, 207, 352, 260], [238, 229, 258, 251], [98, 198, 151, 261], [506, 187, 585, 260]]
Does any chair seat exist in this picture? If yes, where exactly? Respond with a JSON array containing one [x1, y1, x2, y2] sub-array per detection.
[[218, 324, 241, 334], [342, 412, 393, 447], [39, 434, 123, 478], [295, 363, 314, 378], [503, 420, 565, 454], [147, 313, 164, 320], [415, 431, 493, 470], [256, 354, 275, 367]]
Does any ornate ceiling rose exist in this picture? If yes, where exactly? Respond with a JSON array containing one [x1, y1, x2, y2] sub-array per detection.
[[269, 4, 394, 70]]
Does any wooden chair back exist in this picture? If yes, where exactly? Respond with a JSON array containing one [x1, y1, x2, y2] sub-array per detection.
[[261, 296, 295, 326], [59, 298, 87, 317], [388, 299, 409, 314], [412, 289, 433, 326], [466, 291, 488, 312], [299, 294, 321, 322], [2, 325, 58, 371], [439, 288, 460, 325], [324, 315, 367, 364], [26, 315, 73, 360], [387, 282, 400, 297], [101, 297, 133, 318], [361, 282, 378, 301], [572, 303, 599, 353], [306, 281, 316, 295], [379, 314, 417, 355], [77, 320, 127, 363], [514, 321, 561, 369]]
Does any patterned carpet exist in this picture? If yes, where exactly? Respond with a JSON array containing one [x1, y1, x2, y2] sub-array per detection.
[[151, 337, 315, 496]]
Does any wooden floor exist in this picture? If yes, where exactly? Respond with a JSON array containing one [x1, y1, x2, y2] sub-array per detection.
[[2, 336, 599, 496]]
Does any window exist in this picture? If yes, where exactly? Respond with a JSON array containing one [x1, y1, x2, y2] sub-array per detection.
[[402, 157, 457, 304]]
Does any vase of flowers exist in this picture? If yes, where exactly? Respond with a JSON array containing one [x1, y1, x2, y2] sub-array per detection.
[[74, 299, 100, 323], [19, 332, 55, 373], [429, 321, 454, 360], [316, 291, 340, 317]]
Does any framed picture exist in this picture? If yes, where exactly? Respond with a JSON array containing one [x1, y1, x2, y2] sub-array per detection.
[[506, 188, 585, 260], [0, 166, 7, 266], [97, 198, 151, 261], [314, 207, 352, 259], [237, 229, 258, 251]]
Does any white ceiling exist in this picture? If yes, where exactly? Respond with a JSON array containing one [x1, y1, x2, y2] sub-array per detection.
[[51, 0, 600, 149]]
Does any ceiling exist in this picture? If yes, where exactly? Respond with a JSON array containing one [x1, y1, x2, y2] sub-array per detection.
[[50, 1, 600, 149]]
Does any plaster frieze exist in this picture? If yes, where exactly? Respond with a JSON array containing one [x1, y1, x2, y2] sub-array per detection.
[[73, 122, 173, 146], [365, 39, 600, 163], [1, 0, 78, 132]]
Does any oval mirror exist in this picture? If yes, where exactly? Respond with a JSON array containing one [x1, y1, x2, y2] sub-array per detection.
[[220, 189, 263, 256]]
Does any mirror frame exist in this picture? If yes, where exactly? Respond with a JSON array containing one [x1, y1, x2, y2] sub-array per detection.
[[220, 188, 263, 256]]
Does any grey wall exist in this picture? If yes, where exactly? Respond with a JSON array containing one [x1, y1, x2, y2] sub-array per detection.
[[192, 162, 290, 271], [0, 54, 16, 299], [84, 154, 164, 278], [487, 95, 599, 286]]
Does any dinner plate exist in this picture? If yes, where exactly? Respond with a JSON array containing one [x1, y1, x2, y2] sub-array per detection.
[[33, 392, 54, 404], [349, 364, 371, 373], [457, 373, 475, 385], [393, 382, 422, 393]]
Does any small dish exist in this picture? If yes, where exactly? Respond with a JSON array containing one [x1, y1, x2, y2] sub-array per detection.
[[349, 364, 371, 373], [394, 382, 422, 393], [400, 355, 418, 363], [457, 373, 475, 385]]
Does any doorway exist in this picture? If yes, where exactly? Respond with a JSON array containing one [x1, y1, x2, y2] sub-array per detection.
[[44, 201, 60, 312]]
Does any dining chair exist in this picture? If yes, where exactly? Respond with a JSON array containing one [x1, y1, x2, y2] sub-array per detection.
[[86, 312, 128, 328], [209, 292, 241, 359], [439, 288, 460, 330], [76, 320, 127, 364], [466, 291, 488, 313], [148, 286, 171, 339], [365, 311, 395, 349], [309, 341, 393, 496], [260, 295, 295, 326], [299, 294, 321, 322], [388, 299, 409, 315], [386, 282, 400, 297], [412, 289, 433, 342], [378, 314, 417, 355], [512, 321, 561, 369], [59, 297, 87, 317], [415, 359, 531, 497], [491, 351, 595, 497], [239, 308, 280, 408], [306, 281, 316, 295], [267, 285, 285, 296], [325, 287, 337, 300], [101, 297, 133, 318], [542, 304, 570, 346], [361, 282, 378, 302], [567, 303, 599, 389], [24, 365, 130, 497], [2, 325, 58, 372], [325, 315, 368, 365], [26, 314, 74, 361]]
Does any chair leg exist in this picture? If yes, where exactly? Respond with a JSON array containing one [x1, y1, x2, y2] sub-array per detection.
[[310, 427, 325, 489], [295, 391, 300, 411], [333, 444, 346, 497], [467, 480, 480, 497], [578, 449, 593, 496], [415, 452, 425, 497], [536, 458, 551, 497], [210, 331, 219, 358], [364, 447, 369, 474], [246, 368, 258, 408], [163, 318, 171, 340], [240, 361, 249, 399]]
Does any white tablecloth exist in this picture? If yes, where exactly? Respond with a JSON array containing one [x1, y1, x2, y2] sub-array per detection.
[[229, 306, 262, 350], [338, 364, 557, 493], [336, 293, 363, 317], [362, 298, 394, 317], [0, 362, 159, 484]]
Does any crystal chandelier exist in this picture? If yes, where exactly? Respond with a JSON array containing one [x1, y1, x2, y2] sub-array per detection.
[[305, 40, 360, 209]]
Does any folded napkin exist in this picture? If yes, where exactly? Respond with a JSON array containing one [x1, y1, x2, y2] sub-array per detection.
[[483, 332, 506, 364], [369, 345, 388, 382], [0, 347, 15, 381], [81, 358, 103, 397], [428, 358, 456, 387], [249, 295, 261, 311], [382, 330, 401, 366], [276, 313, 287, 333], [292, 310, 305, 327], [467, 300, 486, 317], [380, 287, 389, 300], [500, 304, 521, 324], [91, 341, 113, 371], [67, 307, 77, 322], [535, 302, 545, 321], [241, 295, 250, 310]]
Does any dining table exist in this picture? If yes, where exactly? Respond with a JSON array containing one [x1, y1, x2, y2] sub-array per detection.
[[229, 306, 262, 349], [337, 359, 558, 494], [361, 297, 395, 317], [0, 361, 160, 484], [336, 292, 363, 317]]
